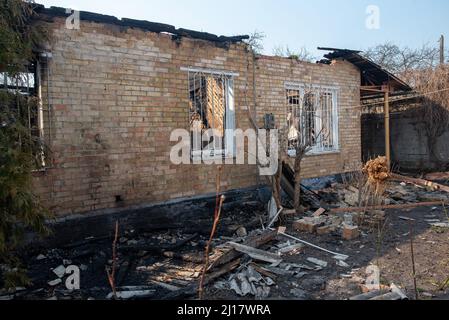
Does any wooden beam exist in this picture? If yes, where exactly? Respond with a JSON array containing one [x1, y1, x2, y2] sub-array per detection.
[[207, 230, 277, 270], [228, 242, 282, 264], [329, 201, 446, 214], [361, 88, 385, 93], [161, 259, 241, 300], [391, 174, 449, 194]]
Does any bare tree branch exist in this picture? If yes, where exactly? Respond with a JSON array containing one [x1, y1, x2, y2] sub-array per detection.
[[245, 30, 266, 55], [363, 42, 440, 75], [273, 45, 316, 62]]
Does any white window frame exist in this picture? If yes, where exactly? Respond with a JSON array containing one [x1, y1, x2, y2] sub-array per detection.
[[285, 82, 339, 156], [182, 67, 237, 160]]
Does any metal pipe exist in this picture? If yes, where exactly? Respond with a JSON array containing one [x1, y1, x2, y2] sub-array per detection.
[[409, 220, 419, 300], [46, 60, 52, 146], [267, 207, 283, 229], [270, 228, 349, 260], [384, 88, 391, 169], [36, 61, 46, 167]]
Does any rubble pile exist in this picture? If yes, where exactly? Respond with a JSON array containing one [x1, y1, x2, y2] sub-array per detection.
[[2, 170, 449, 301]]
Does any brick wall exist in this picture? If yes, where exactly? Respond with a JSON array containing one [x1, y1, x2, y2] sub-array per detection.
[[362, 111, 449, 170], [255, 56, 362, 178], [33, 19, 361, 216]]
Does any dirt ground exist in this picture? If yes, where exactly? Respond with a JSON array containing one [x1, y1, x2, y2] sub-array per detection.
[[205, 205, 449, 300], [1, 178, 449, 301]]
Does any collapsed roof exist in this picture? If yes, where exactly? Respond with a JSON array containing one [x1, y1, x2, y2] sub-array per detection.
[[318, 47, 412, 93], [33, 4, 249, 44]]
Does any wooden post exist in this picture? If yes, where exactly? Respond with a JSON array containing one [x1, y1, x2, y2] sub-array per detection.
[[384, 87, 391, 169], [440, 35, 445, 65]]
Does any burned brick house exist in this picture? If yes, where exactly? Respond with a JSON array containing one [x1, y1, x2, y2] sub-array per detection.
[[25, 5, 391, 220]]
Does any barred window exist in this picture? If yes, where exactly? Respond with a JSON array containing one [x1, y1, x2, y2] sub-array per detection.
[[185, 68, 236, 159], [286, 84, 339, 156], [1, 62, 47, 168]]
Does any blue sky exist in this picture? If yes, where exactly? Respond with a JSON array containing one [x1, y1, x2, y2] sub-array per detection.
[[38, 0, 448, 57]]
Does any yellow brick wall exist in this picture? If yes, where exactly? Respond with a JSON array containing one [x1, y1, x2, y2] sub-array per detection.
[[255, 55, 362, 178], [33, 20, 361, 216]]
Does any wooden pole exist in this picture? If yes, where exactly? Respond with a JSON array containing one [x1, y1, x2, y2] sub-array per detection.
[[440, 35, 445, 65], [409, 220, 419, 300], [329, 201, 446, 214], [384, 88, 391, 169]]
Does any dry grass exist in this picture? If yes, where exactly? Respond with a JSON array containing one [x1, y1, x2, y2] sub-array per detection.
[[363, 157, 390, 188]]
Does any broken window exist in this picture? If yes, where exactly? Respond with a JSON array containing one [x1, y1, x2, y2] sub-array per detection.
[[1, 70, 36, 94], [286, 85, 339, 156], [187, 69, 235, 159], [1, 62, 47, 168]]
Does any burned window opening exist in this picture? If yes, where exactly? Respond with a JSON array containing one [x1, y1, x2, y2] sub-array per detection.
[[1, 62, 48, 169], [286, 85, 339, 156], [187, 69, 235, 159]]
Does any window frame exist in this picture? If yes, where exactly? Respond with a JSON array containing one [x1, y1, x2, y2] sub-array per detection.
[[182, 67, 237, 161], [1, 62, 48, 169], [285, 82, 340, 156]]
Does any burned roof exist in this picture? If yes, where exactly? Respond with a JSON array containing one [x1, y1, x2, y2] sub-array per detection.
[[33, 4, 249, 44], [318, 47, 412, 92]]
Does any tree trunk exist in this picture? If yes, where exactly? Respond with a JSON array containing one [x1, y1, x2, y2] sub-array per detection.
[[272, 161, 283, 209], [294, 148, 305, 215], [272, 130, 285, 209]]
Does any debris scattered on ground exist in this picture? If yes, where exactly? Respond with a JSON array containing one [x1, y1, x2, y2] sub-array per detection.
[[425, 172, 449, 181], [228, 243, 282, 265], [278, 243, 304, 256], [342, 224, 360, 241], [106, 287, 155, 300], [350, 283, 408, 300], [307, 257, 328, 268], [430, 222, 449, 228], [48, 279, 62, 287], [222, 264, 274, 299], [7, 171, 449, 300], [52, 265, 66, 278], [235, 227, 248, 238]]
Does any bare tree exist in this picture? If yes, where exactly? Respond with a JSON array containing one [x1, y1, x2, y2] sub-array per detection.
[[245, 30, 266, 55], [289, 88, 325, 215], [293, 137, 312, 214], [407, 65, 449, 166], [273, 45, 316, 62], [272, 129, 287, 209], [363, 42, 440, 75]]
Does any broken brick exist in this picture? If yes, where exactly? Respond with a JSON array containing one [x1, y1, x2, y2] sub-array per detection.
[[313, 208, 326, 217], [342, 225, 360, 240], [293, 217, 323, 234], [317, 225, 334, 235]]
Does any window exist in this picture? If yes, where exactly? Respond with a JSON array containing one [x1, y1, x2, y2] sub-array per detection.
[[286, 84, 339, 156], [1, 63, 47, 168], [185, 68, 236, 159], [0, 69, 36, 94]]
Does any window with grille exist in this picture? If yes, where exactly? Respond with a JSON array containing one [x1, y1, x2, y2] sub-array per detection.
[[186, 69, 236, 159], [286, 84, 339, 156], [1, 63, 47, 168]]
